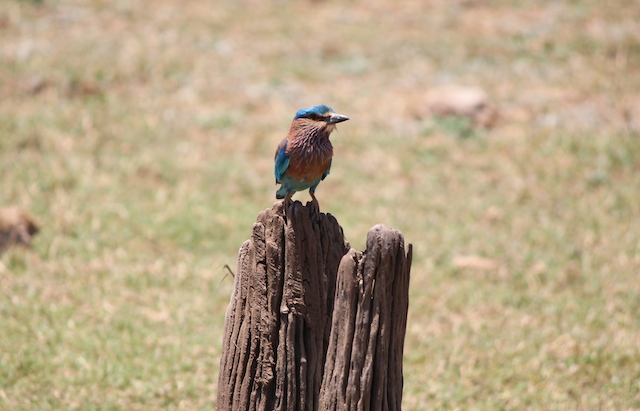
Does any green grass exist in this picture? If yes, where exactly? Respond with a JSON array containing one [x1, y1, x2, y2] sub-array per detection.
[[2, 0, 640, 409]]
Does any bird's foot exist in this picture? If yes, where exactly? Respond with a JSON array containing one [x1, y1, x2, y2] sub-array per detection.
[[309, 193, 321, 216], [282, 192, 293, 216]]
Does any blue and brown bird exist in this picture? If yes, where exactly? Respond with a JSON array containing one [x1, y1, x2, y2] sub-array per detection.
[[274, 104, 349, 211]]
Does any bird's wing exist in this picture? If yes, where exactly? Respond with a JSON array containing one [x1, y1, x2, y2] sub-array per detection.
[[274, 139, 290, 183], [321, 158, 332, 180]]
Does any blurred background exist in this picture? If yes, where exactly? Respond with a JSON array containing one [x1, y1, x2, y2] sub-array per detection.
[[1, 0, 639, 409]]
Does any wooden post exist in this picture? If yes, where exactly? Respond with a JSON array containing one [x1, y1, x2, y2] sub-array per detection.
[[217, 202, 412, 411], [319, 225, 412, 411]]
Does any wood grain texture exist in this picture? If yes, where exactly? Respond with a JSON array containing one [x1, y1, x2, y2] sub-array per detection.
[[217, 201, 349, 411], [319, 225, 412, 411], [217, 202, 411, 411]]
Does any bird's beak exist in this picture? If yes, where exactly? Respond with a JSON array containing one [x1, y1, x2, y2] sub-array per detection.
[[327, 113, 349, 124]]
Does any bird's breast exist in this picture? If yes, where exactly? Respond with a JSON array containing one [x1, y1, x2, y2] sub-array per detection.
[[286, 141, 333, 182]]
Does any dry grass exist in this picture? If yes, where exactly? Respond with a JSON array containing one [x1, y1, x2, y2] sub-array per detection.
[[2, 0, 640, 409]]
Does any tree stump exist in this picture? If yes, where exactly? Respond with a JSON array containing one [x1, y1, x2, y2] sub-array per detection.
[[318, 225, 412, 411], [217, 201, 412, 411]]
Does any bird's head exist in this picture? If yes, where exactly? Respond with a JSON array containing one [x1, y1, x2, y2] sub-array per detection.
[[292, 105, 349, 133]]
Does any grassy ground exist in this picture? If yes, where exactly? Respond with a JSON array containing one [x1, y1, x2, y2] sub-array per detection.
[[2, 0, 640, 409]]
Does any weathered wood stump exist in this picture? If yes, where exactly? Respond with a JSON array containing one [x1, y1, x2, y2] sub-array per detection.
[[217, 201, 412, 411], [319, 225, 412, 411]]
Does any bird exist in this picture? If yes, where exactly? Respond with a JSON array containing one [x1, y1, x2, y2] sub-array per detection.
[[274, 104, 349, 212]]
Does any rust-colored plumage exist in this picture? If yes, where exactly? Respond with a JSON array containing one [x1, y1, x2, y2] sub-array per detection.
[[274, 105, 349, 210], [284, 119, 334, 183]]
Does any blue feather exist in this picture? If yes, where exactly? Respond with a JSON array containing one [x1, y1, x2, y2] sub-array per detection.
[[293, 104, 335, 120], [274, 141, 290, 183], [274, 105, 348, 202]]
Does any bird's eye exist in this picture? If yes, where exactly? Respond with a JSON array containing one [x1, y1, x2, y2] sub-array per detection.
[[308, 114, 320, 120]]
